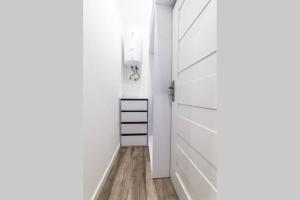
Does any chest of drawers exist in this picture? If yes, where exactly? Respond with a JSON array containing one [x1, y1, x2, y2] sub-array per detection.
[[120, 98, 148, 146]]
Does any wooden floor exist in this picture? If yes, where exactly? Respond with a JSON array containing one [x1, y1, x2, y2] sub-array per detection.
[[98, 146, 178, 200]]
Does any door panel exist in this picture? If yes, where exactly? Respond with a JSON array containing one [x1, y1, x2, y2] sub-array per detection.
[[176, 163, 216, 200], [177, 137, 217, 187], [177, 115, 216, 166], [178, 52, 217, 82], [179, 0, 211, 39], [177, 104, 216, 131], [176, 145, 217, 199], [178, 0, 217, 71], [171, 0, 217, 199], [177, 74, 217, 109]]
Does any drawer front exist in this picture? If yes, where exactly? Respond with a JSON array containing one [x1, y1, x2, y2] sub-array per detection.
[[121, 135, 147, 146], [121, 124, 147, 134], [121, 112, 147, 122], [121, 100, 148, 111]]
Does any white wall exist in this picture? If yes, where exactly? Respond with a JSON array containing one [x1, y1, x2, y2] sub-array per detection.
[[83, 0, 122, 199], [117, 0, 153, 98], [151, 3, 173, 178]]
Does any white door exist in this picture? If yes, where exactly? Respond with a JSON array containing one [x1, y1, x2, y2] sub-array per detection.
[[170, 0, 217, 199]]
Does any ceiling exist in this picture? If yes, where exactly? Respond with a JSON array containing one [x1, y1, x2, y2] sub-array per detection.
[[155, 0, 176, 6]]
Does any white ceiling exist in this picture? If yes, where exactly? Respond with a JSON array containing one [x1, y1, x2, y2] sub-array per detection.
[[155, 0, 176, 6]]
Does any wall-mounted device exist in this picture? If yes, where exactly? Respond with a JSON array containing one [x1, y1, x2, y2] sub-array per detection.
[[123, 30, 142, 81]]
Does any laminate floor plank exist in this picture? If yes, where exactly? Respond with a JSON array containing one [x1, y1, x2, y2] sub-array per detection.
[[154, 178, 178, 200], [97, 147, 178, 200]]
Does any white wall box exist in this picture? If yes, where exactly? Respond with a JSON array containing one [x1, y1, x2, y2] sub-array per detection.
[[120, 99, 148, 146], [123, 30, 143, 68]]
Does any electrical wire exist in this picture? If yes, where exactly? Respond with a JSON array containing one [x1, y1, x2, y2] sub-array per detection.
[[134, 66, 140, 81], [129, 66, 136, 80]]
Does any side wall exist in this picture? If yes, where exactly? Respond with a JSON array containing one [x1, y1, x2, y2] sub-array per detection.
[[152, 4, 173, 178], [83, 0, 122, 199]]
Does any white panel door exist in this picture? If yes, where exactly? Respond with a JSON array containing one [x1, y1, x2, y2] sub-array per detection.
[[171, 0, 217, 199]]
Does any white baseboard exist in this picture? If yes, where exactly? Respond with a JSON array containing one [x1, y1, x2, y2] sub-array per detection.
[[91, 144, 120, 200]]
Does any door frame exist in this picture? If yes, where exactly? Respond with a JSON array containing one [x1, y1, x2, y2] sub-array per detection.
[[170, 0, 189, 199]]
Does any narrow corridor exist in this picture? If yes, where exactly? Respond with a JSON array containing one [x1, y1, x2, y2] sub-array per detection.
[[98, 147, 178, 200]]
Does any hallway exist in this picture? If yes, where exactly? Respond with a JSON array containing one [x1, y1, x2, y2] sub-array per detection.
[[83, 0, 217, 199], [98, 147, 178, 200]]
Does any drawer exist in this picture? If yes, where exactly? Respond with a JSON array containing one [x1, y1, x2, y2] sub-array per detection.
[[121, 135, 147, 146], [121, 100, 148, 111], [121, 112, 147, 122], [121, 123, 147, 134]]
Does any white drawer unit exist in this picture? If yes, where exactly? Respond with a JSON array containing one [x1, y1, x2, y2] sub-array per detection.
[[121, 135, 147, 146], [121, 112, 148, 122], [120, 99, 148, 146], [121, 123, 148, 134], [121, 100, 148, 111]]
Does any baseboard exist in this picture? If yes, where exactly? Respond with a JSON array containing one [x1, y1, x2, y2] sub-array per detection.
[[91, 144, 120, 200]]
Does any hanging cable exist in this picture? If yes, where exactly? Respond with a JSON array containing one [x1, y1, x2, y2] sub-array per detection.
[[129, 66, 136, 80], [134, 66, 140, 81]]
